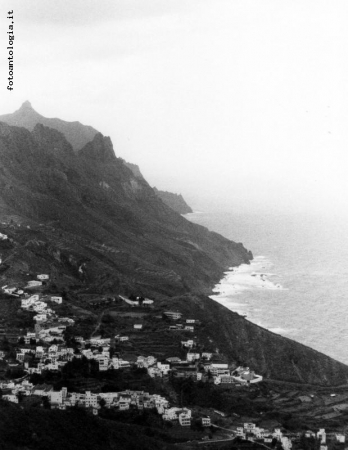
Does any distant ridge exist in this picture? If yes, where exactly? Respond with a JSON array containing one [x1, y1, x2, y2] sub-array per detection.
[[0, 101, 98, 151], [125, 162, 193, 214], [153, 187, 193, 214]]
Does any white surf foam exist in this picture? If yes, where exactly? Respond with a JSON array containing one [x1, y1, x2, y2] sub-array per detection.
[[209, 255, 289, 337], [211, 257, 286, 299]]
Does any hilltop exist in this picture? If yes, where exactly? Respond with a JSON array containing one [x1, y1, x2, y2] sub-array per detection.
[[0, 101, 98, 151]]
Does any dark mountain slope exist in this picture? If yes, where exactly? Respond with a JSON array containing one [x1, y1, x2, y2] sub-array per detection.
[[0, 112, 347, 386], [170, 294, 348, 386], [0, 122, 251, 296], [0, 401, 177, 450], [0, 101, 98, 150], [125, 162, 193, 214]]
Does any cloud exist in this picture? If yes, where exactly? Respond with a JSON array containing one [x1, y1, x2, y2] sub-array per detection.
[[13, 0, 188, 27]]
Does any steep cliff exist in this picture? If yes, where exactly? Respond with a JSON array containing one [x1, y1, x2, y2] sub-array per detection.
[[0, 121, 251, 297], [0, 104, 347, 387], [153, 187, 193, 214]]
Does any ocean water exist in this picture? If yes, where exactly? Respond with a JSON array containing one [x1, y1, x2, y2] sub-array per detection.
[[185, 211, 348, 365]]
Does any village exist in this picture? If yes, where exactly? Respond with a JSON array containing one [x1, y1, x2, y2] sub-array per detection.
[[0, 266, 347, 448]]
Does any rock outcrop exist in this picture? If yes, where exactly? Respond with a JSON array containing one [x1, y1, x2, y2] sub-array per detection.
[[153, 187, 193, 214]]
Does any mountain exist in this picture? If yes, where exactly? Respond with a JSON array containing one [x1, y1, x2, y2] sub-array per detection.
[[124, 161, 145, 180], [1, 103, 348, 387], [0, 103, 193, 214], [0, 119, 251, 297], [0, 101, 98, 151], [124, 163, 192, 214], [153, 188, 193, 214]]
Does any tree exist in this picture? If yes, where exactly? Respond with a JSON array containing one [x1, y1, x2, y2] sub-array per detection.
[[42, 396, 51, 409], [99, 398, 106, 408], [18, 337, 25, 346]]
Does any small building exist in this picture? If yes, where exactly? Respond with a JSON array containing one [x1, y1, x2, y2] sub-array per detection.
[[142, 299, 154, 306], [163, 311, 182, 320], [37, 274, 49, 280], [3, 394, 18, 403], [27, 280, 42, 288], [178, 409, 192, 426], [201, 416, 211, 427], [51, 296, 63, 304], [335, 434, 346, 443], [133, 324, 143, 330], [317, 429, 326, 444]]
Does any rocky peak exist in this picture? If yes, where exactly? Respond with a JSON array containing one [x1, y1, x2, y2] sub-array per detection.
[[78, 132, 116, 162], [20, 100, 34, 110], [0, 102, 98, 151]]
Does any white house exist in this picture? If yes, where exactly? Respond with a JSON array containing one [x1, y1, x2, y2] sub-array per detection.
[[21, 297, 37, 308], [34, 314, 47, 322], [51, 296, 63, 304], [157, 362, 170, 375], [27, 280, 42, 288], [143, 299, 154, 305], [202, 416, 211, 427], [335, 434, 346, 444], [178, 409, 192, 426], [37, 274, 49, 280], [317, 429, 326, 444], [163, 407, 181, 421], [133, 324, 143, 330], [33, 301, 47, 312], [186, 352, 200, 362], [181, 340, 194, 348], [95, 354, 109, 371], [3, 394, 18, 403]]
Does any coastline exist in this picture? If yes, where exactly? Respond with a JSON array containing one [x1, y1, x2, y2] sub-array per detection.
[[209, 255, 286, 329]]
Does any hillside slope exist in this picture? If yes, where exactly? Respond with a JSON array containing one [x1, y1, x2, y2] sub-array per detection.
[[0, 121, 251, 297], [0, 105, 347, 386]]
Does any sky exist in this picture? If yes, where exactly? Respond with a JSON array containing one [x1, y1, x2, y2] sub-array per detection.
[[1, 0, 348, 215]]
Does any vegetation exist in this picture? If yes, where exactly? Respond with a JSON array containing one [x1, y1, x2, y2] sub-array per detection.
[[0, 401, 177, 450]]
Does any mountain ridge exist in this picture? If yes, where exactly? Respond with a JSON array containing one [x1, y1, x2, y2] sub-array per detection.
[[0, 101, 98, 151], [153, 187, 193, 214], [0, 104, 347, 386]]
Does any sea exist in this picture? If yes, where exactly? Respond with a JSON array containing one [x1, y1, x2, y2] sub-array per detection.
[[185, 211, 348, 365]]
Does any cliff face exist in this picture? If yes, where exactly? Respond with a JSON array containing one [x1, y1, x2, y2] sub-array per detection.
[[124, 163, 192, 214], [153, 188, 193, 214], [0, 121, 251, 297], [1, 104, 347, 387]]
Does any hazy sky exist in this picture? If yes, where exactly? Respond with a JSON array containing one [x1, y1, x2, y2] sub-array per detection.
[[1, 0, 348, 215]]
